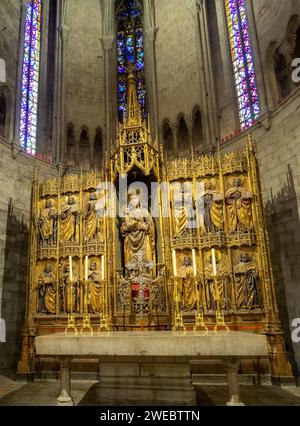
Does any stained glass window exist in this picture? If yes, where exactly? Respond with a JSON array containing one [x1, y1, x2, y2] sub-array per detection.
[[225, 0, 260, 129], [20, 0, 42, 154], [116, 0, 146, 122]]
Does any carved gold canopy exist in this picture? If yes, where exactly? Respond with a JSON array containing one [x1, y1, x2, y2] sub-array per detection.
[[111, 67, 159, 178]]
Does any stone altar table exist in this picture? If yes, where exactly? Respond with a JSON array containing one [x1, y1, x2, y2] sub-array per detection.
[[35, 331, 269, 406]]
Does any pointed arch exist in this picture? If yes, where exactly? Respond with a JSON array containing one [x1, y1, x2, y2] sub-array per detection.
[[192, 107, 204, 152], [93, 127, 103, 170], [66, 123, 75, 166], [177, 115, 189, 155], [79, 126, 90, 170], [162, 120, 174, 159]]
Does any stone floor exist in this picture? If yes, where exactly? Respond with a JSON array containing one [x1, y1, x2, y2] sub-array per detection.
[[0, 375, 300, 406]]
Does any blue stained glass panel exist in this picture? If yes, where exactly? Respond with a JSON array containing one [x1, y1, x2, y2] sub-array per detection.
[[225, 0, 260, 130], [19, 0, 42, 154], [116, 0, 146, 121]]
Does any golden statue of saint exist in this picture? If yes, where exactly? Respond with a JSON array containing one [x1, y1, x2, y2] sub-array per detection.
[[225, 178, 253, 233], [37, 264, 56, 315], [87, 261, 103, 314], [204, 256, 231, 311], [38, 199, 58, 245], [60, 196, 79, 242], [60, 264, 80, 314], [201, 182, 223, 233], [234, 253, 261, 310], [121, 189, 155, 266], [84, 193, 103, 242], [179, 257, 196, 312], [172, 183, 193, 237]]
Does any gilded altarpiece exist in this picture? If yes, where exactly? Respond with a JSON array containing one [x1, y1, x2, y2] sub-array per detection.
[[18, 72, 292, 379]]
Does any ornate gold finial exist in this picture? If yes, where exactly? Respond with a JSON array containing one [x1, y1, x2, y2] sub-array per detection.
[[125, 63, 142, 127]]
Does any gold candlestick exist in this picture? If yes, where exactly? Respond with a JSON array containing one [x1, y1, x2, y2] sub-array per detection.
[[213, 277, 229, 333], [172, 278, 186, 333], [65, 314, 78, 335], [80, 314, 93, 335]]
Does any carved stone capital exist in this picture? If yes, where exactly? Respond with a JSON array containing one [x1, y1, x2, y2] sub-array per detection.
[[58, 24, 70, 42], [101, 35, 115, 52], [145, 27, 159, 44]]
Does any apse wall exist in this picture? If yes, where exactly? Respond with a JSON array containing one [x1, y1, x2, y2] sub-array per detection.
[[220, 89, 300, 376], [155, 0, 200, 124], [0, 138, 56, 372], [64, 0, 105, 140]]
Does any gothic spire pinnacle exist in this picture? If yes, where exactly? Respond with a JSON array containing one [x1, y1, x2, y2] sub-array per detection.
[[125, 63, 142, 127]]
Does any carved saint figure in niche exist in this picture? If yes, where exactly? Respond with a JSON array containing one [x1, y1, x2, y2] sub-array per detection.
[[38, 199, 58, 245], [179, 256, 196, 312], [59, 263, 80, 314], [60, 195, 79, 242], [172, 183, 194, 237], [84, 192, 103, 242], [234, 253, 261, 310], [200, 181, 223, 233], [204, 254, 231, 311], [87, 261, 103, 314], [37, 263, 56, 315], [225, 178, 253, 233], [121, 189, 155, 267]]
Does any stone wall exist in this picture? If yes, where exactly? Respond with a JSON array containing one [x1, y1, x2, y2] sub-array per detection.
[[220, 89, 300, 374], [65, 0, 105, 141], [0, 138, 56, 372], [155, 0, 200, 124]]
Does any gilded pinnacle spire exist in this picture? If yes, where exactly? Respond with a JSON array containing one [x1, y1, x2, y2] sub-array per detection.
[[125, 63, 142, 127]]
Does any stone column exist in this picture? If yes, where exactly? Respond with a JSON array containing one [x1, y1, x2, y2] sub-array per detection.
[[52, 0, 70, 163], [222, 358, 245, 406], [58, 24, 70, 162], [144, 0, 159, 137], [101, 0, 115, 155], [188, 0, 218, 147], [57, 357, 74, 406], [101, 36, 115, 154]]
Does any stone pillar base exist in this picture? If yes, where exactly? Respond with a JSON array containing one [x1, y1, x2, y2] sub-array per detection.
[[226, 396, 245, 407], [57, 394, 74, 407]]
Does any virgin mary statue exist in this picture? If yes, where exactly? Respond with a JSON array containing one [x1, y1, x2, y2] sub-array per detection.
[[121, 189, 155, 267]]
